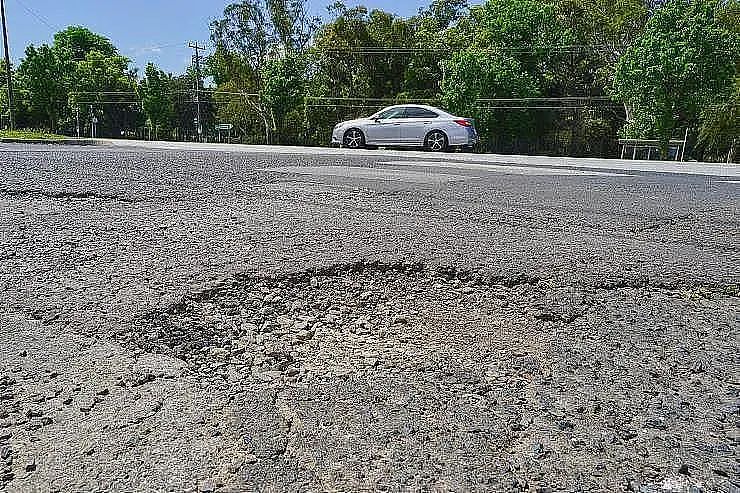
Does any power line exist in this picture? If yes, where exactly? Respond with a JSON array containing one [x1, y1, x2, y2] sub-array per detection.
[[201, 89, 259, 97], [475, 105, 621, 110], [476, 97, 612, 102], [304, 104, 620, 111], [306, 96, 438, 102], [73, 101, 141, 105], [70, 91, 139, 95], [319, 45, 624, 55], [130, 42, 187, 51], [11, 0, 57, 31], [123, 42, 198, 55], [306, 104, 387, 109]]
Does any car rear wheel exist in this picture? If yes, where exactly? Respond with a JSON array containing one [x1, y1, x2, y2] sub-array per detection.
[[425, 130, 448, 152], [343, 128, 365, 149]]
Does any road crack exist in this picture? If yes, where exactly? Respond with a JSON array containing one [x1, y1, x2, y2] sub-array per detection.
[[0, 188, 137, 203]]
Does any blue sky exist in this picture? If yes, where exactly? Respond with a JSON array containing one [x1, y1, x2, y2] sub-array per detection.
[[7, 0, 480, 74]]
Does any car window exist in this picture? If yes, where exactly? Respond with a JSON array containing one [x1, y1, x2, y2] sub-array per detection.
[[405, 107, 439, 118], [376, 108, 406, 120]]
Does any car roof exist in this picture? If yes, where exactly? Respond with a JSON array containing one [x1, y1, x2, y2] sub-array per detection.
[[379, 104, 453, 117]]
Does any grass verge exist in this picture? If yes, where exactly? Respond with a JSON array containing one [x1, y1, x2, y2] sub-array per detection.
[[0, 129, 67, 140]]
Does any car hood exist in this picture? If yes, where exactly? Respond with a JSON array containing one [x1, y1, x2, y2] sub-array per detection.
[[337, 118, 371, 128]]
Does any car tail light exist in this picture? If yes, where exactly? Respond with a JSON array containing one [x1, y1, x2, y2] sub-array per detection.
[[454, 119, 472, 127]]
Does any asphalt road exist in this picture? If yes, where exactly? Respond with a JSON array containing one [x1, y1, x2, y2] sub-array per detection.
[[0, 142, 738, 493]]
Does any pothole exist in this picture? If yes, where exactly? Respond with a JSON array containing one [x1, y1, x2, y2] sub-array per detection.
[[117, 262, 588, 385]]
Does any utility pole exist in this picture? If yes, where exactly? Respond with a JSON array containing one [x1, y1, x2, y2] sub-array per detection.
[[1, 0, 14, 130], [188, 42, 204, 142]]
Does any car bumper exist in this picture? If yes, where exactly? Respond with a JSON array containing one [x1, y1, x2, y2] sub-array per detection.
[[331, 128, 343, 146], [448, 127, 480, 147]]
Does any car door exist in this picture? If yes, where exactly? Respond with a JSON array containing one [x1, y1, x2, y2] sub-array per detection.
[[365, 107, 405, 144], [398, 107, 439, 145]]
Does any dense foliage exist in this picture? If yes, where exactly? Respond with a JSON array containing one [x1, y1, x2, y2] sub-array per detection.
[[14, 26, 138, 136], [2, 0, 738, 160], [612, 0, 738, 156]]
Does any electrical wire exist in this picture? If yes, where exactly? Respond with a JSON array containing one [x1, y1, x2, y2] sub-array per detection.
[[319, 45, 624, 54], [475, 105, 622, 110], [11, 0, 58, 31], [72, 101, 141, 105], [306, 96, 438, 102], [70, 91, 139, 95], [476, 97, 612, 102], [123, 43, 188, 55]]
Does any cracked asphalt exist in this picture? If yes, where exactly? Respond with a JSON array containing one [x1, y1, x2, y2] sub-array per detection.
[[0, 143, 738, 493]]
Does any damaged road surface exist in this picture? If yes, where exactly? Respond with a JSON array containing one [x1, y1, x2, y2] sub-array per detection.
[[0, 143, 738, 492]]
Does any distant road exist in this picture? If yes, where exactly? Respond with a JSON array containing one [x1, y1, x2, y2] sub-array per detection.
[[2, 138, 737, 177], [94, 138, 740, 178]]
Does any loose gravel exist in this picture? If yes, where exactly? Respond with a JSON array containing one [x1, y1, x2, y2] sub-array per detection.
[[118, 260, 738, 492]]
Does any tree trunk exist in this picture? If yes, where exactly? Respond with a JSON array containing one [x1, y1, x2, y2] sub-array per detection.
[[270, 110, 278, 145], [262, 113, 271, 145]]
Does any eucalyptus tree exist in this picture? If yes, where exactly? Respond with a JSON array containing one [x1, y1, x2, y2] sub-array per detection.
[[612, 0, 738, 157], [209, 0, 319, 143], [140, 63, 175, 137], [402, 0, 470, 99], [698, 76, 739, 161], [440, 0, 576, 149]]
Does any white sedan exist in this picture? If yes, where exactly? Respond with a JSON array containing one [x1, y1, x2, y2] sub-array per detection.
[[331, 105, 479, 152]]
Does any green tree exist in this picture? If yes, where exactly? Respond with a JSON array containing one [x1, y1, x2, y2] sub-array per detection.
[[612, 0, 738, 156], [260, 53, 308, 144], [210, 0, 319, 143], [310, 4, 374, 102], [68, 43, 138, 137], [266, 0, 318, 52], [307, 4, 423, 142], [209, 54, 266, 143], [420, 0, 469, 27], [170, 72, 201, 140], [402, 0, 470, 99], [698, 76, 739, 160], [53, 25, 117, 60], [16, 44, 69, 130], [17, 26, 137, 135], [448, 0, 576, 88], [140, 63, 175, 137], [313, 4, 417, 100], [440, 49, 540, 138], [440, 0, 576, 149]]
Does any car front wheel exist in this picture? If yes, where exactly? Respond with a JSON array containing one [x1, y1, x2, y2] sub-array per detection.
[[425, 130, 448, 152], [343, 128, 365, 149]]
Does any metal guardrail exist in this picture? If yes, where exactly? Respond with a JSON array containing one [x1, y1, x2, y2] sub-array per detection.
[[618, 130, 689, 161]]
